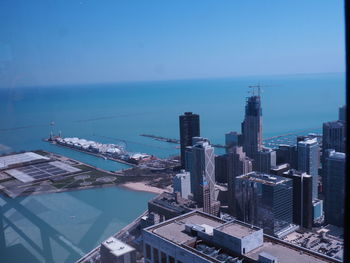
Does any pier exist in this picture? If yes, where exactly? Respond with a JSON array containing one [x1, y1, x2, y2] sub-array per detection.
[[140, 134, 227, 148], [48, 140, 136, 167]]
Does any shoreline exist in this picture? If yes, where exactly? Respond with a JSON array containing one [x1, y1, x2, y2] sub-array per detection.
[[119, 181, 167, 194], [0, 181, 166, 199], [0, 150, 173, 199]]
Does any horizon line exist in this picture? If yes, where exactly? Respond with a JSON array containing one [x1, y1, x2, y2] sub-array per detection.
[[1, 71, 345, 89]]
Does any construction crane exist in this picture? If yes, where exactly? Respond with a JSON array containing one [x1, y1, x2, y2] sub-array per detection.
[[247, 84, 281, 96]]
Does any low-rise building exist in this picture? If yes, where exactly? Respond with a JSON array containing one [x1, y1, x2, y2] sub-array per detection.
[[143, 211, 339, 263]]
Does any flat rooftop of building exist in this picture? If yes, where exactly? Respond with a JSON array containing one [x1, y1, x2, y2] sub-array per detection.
[[271, 163, 289, 170], [149, 192, 194, 213], [101, 237, 135, 257], [323, 121, 344, 127], [237, 172, 291, 185], [215, 221, 260, 239], [0, 152, 49, 169], [145, 211, 339, 263], [327, 151, 345, 160], [298, 137, 318, 145], [283, 169, 312, 178], [246, 237, 336, 263], [148, 211, 225, 245], [4, 160, 81, 183]]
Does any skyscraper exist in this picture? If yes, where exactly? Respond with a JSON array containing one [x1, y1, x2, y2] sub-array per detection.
[[282, 169, 313, 229], [188, 138, 215, 209], [276, 144, 297, 168], [339, 105, 346, 122], [235, 172, 293, 236], [297, 137, 320, 200], [322, 121, 345, 154], [227, 146, 252, 216], [179, 112, 200, 169], [254, 147, 276, 173], [173, 170, 191, 199], [241, 92, 263, 159], [322, 107, 346, 204], [214, 154, 229, 183], [225, 131, 242, 153], [323, 149, 345, 227]]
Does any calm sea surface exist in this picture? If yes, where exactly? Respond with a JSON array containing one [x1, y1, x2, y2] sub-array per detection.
[[0, 73, 345, 262]]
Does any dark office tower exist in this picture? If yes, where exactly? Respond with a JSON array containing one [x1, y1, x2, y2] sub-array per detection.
[[235, 172, 294, 237], [215, 154, 229, 183], [227, 147, 252, 216], [282, 170, 313, 229], [189, 138, 215, 208], [322, 121, 345, 154], [225, 131, 242, 153], [297, 137, 319, 200], [339, 105, 346, 122], [323, 149, 345, 227], [179, 112, 200, 169], [276, 144, 297, 168], [254, 147, 276, 173], [241, 94, 263, 159], [184, 146, 193, 171]]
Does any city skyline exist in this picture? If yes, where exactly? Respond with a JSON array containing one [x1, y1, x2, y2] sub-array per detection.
[[0, 1, 347, 262], [0, 83, 346, 262]]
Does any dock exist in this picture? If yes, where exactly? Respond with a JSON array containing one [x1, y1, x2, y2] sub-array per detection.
[[44, 139, 136, 167], [140, 134, 227, 148]]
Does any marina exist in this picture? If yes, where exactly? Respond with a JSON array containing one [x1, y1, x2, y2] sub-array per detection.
[[140, 131, 322, 151]]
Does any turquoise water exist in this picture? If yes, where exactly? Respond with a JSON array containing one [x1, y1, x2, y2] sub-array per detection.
[[0, 187, 155, 263], [0, 73, 345, 161], [0, 73, 345, 262]]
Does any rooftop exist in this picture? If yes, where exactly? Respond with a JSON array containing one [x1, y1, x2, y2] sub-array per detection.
[[101, 237, 135, 257], [283, 169, 312, 178], [298, 137, 318, 145], [323, 121, 344, 128], [247, 238, 335, 263], [0, 152, 49, 169], [215, 221, 260, 239], [148, 212, 225, 245], [327, 151, 346, 160], [236, 172, 291, 186], [145, 211, 339, 263], [4, 160, 81, 183]]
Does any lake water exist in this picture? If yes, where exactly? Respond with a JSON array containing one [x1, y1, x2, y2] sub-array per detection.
[[0, 187, 155, 263], [0, 73, 345, 262]]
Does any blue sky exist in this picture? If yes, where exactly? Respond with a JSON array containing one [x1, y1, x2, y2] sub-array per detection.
[[0, 0, 345, 87]]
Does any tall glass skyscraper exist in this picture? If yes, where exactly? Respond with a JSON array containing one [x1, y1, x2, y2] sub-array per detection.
[[297, 137, 320, 200], [323, 149, 345, 227], [282, 169, 313, 229], [241, 94, 263, 159], [322, 121, 346, 154], [188, 138, 215, 209]]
